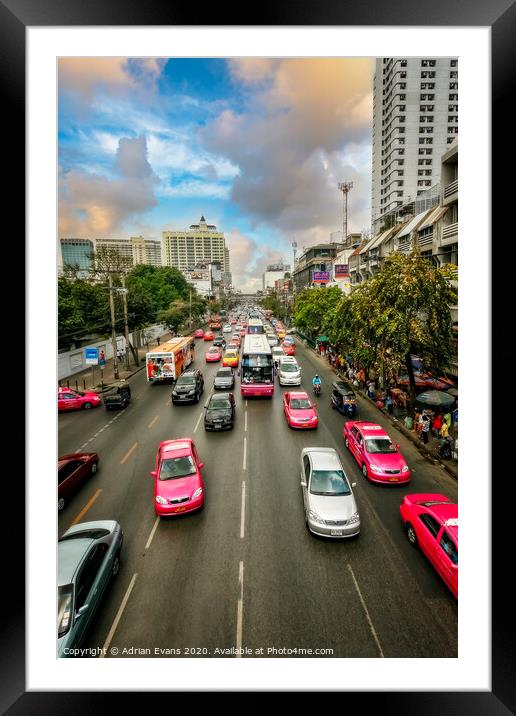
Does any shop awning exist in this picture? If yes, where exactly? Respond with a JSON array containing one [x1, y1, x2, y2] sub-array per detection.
[[397, 210, 430, 238], [418, 205, 448, 230]]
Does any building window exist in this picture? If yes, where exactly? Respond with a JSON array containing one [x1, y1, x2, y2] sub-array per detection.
[[421, 71, 436, 78], [450, 82, 458, 90], [451, 59, 458, 67], [421, 59, 436, 67]]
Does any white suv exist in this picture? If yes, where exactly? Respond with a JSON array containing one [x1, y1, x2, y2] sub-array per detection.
[[277, 357, 301, 386]]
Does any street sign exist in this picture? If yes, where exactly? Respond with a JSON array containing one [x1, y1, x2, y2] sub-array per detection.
[[84, 347, 99, 365]]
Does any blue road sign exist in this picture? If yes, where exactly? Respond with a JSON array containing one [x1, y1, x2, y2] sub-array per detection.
[[85, 347, 99, 365]]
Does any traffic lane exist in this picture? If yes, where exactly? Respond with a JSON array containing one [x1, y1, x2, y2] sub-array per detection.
[[244, 395, 381, 657], [97, 381, 245, 656], [245, 384, 456, 656]]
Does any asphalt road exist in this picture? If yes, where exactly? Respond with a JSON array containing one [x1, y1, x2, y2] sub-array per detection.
[[58, 334, 458, 658]]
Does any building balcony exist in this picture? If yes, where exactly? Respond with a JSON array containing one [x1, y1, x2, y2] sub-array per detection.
[[441, 223, 458, 245], [418, 232, 433, 248], [442, 179, 458, 206]]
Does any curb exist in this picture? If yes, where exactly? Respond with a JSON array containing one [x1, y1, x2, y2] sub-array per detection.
[[308, 347, 458, 481]]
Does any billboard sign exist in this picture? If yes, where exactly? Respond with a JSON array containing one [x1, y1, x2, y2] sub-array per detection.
[[312, 271, 330, 284], [334, 264, 350, 278]]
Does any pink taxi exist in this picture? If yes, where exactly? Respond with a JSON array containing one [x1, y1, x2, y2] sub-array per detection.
[[151, 439, 205, 518], [400, 493, 458, 598], [194, 329, 204, 339], [205, 346, 222, 363], [58, 387, 102, 412], [343, 421, 411, 483], [283, 391, 318, 429]]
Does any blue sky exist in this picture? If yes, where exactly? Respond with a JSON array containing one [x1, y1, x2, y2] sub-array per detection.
[[58, 57, 374, 291]]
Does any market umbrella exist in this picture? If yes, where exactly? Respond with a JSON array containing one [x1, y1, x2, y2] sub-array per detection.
[[416, 390, 456, 407], [446, 387, 459, 397], [422, 376, 450, 390], [398, 373, 428, 387]]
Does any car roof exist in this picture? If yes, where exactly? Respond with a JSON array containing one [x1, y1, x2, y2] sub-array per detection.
[[210, 392, 231, 400], [289, 392, 309, 400], [160, 439, 193, 456], [352, 421, 388, 438], [58, 537, 95, 584], [303, 447, 342, 470], [420, 501, 458, 537]]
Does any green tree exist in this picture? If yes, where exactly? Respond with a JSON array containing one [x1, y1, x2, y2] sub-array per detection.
[[157, 299, 190, 335], [293, 285, 342, 338], [58, 276, 110, 350]]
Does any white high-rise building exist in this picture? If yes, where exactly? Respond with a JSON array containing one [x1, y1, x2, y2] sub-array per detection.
[[162, 216, 230, 279], [94, 236, 162, 266], [262, 262, 291, 292], [372, 57, 458, 233]]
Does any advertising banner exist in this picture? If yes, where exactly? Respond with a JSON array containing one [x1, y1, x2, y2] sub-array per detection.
[[312, 271, 330, 284], [334, 264, 350, 278]]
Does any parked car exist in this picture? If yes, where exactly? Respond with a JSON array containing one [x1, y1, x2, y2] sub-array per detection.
[[214, 367, 235, 390], [151, 438, 205, 517], [171, 370, 204, 404], [283, 392, 318, 428], [58, 452, 99, 511], [58, 520, 123, 657], [104, 383, 131, 410], [58, 387, 101, 412], [400, 493, 458, 598], [204, 392, 236, 431], [343, 421, 411, 484], [300, 447, 360, 538]]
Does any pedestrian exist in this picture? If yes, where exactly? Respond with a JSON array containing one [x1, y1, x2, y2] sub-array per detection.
[[421, 414, 430, 444], [368, 381, 376, 401], [440, 420, 449, 439], [116, 348, 122, 363], [386, 394, 394, 415], [404, 413, 413, 430], [443, 411, 452, 429], [432, 413, 443, 439], [415, 410, 422, 436]]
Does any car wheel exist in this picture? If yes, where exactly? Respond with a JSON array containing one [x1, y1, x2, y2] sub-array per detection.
[[111, 550, 121, 577], [406, 523, 418, 547], [362, 463, 368, 478], [58, 497, 65, 511], [83, 402, 92, 410], [91, 462, 98, 475]]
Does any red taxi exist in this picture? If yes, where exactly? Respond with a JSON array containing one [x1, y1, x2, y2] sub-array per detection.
[[283, 391, 318, 429], [151, 439, 205, 517], [203, 331, 215, 341], [343, 421, 411, 483], [205, 346, 222, 363], [58, 387, 101, 412], [400, 493, 458, 598], [282, 342, 296, 356], [194, 329, 204, 339]]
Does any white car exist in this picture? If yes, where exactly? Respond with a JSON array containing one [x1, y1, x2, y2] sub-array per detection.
[[300, 447, 360, 539], [277, 356, 301, 385], [223, 324, 232, 333]]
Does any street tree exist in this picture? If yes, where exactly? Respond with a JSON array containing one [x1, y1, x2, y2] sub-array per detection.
[[294, 285, 343, 338]]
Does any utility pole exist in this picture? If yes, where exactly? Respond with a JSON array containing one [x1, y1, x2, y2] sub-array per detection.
[[189, 286, 192, 328], [120, 274, 134, 369], [108, 273, 119, 380], [338, 181, 353, 246], [291, 241, 297, 297]]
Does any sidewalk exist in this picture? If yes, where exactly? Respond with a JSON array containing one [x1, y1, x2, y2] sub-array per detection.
[[307, 344, 458, 481]]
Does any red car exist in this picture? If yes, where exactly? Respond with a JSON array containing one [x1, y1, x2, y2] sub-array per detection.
[[58, 452, 99, 510], [282, 342, 296, 356], [205, 346, 222, 362], [230, 319, 237, 325], [194, 329, 204, 339], [230, 335, 241, 347], [239, 328, 246, 337], [58, 387, 102, 412], [283, 391, 318, 429], [203, 331, 215, 341], [400, 493, 458, 598], [151, 439, 205, 517], [343, 421, 411, 483]]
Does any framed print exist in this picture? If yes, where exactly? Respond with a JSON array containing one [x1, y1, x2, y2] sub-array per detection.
[[3, 0, 512, 710]]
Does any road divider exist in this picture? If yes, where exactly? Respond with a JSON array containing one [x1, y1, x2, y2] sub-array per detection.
[[347, 563, 384, 657], [236, 561, 244, 657], [100, 573, 138, 658], [120, 442, 138, 465], [145, 516, 160, 550], [240, 482, 246, 539], [70, 489, 102, 527], [194, 411, 204, 432], [148, 415, 159, 429], [242, 437, 247, 471]]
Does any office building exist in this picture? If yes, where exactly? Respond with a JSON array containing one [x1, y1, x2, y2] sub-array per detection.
[[293, 243, 343, 292], [59, 238, 94, 277], [94, 236, 162, 266], [372, 57, 458, 233], [262, 262, 291, 292], [162, 216, 230, 278]]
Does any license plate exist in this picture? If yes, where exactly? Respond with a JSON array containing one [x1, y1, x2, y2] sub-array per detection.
[[330, 529, 343, 536], [175, 507, 186, 512], [388, 477, 399, 482]]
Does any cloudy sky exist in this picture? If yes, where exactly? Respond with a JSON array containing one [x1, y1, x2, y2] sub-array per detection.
[[58, 57, 375, 292]]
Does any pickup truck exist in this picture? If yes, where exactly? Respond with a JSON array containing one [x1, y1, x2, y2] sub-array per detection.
[[104, 383, 131, 410]]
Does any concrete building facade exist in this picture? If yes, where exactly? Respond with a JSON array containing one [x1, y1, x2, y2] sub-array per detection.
[[161, 216, 230, 279], [263, 262, 291, 292], [293, 243, 343, 292], [59, 238, 94, 276]]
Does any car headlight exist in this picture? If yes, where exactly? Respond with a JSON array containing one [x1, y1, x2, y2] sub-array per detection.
[[155, 496, 168, 505], [402, 465, 409, 473], [192, 487, 203, 499], [348, 511, 360, 524], [369, 464, 381, 473], [308, 510, 324, 524]]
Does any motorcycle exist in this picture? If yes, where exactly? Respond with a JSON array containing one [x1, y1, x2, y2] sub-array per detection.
[[313, 382, 321, 397], [438, 436, 453, 460]]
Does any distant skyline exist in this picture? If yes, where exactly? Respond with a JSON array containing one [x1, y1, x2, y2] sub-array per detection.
[[58, 57, 374, 291]]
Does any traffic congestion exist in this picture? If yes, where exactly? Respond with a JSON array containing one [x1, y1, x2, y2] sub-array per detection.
[[57, 305, 458, 658]]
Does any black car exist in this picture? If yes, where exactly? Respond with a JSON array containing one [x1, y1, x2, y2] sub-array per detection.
[[213, 367, 235, 390], [213, 336, 226, 350], [104, 383, 131, 410], [172, 370, 204, 404], [204, 392, 236, 431]]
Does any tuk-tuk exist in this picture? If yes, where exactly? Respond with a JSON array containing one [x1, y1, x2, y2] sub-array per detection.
[[330, 381, 357, 417], [104, 382, 131, 410]]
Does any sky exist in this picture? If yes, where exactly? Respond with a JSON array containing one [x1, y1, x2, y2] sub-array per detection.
[[58, 57, 375, 292]]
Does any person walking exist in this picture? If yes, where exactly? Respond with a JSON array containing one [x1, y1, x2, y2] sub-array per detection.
[[432, 413, 443, 439], [443, 411, 452, 429], [440, 420, 449, 439], [386, 394, 394, 415], [421, 413, 431, 444], [368, 380, 376, 401], [116, 348, 122, 363]]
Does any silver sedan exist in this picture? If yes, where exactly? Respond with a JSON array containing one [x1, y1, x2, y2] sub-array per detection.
[[300, 447, 360, 538]]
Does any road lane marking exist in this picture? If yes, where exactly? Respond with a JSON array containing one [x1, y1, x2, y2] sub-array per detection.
[[245, 400, 248, 407], [148, 415, 159, 429], [120, 442, 138, 464], [236, 561, 244, 657], [244, 411, 247, 432], [347, 564, 384, 657], [145, 516, 160, 550], [100, 573, 138, 658], [194, 411, 203, 432], [166, 398, 171, 406], [70, 489, 102, 527], [242, 437, 247, 471], [240, 482, 246, 539]]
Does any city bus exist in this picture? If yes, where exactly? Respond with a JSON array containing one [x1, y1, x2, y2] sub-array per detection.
[[247, 318, 265, 334], [240, 334, 274, 397], [146, 336, 194, 383]]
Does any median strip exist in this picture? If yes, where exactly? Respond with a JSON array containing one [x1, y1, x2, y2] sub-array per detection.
[[70, 489, 102, 527], [120, 442, 138, 464]]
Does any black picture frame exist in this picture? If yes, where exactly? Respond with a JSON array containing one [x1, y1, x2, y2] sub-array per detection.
[[5, 0, 510, 710]]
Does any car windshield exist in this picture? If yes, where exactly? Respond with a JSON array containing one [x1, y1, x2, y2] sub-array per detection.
[[208, 348, 219, 353], [281, 364, 298, 372], [177, 376, 195, 385], [310, 469, 351, 496], [58, 584, 73, 637], [159, 456, 196, 480], [291, 398, 311, 409], [216, 369, 232, 377], [208, 399, 231, 410], [365, 438, 397, 454]]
